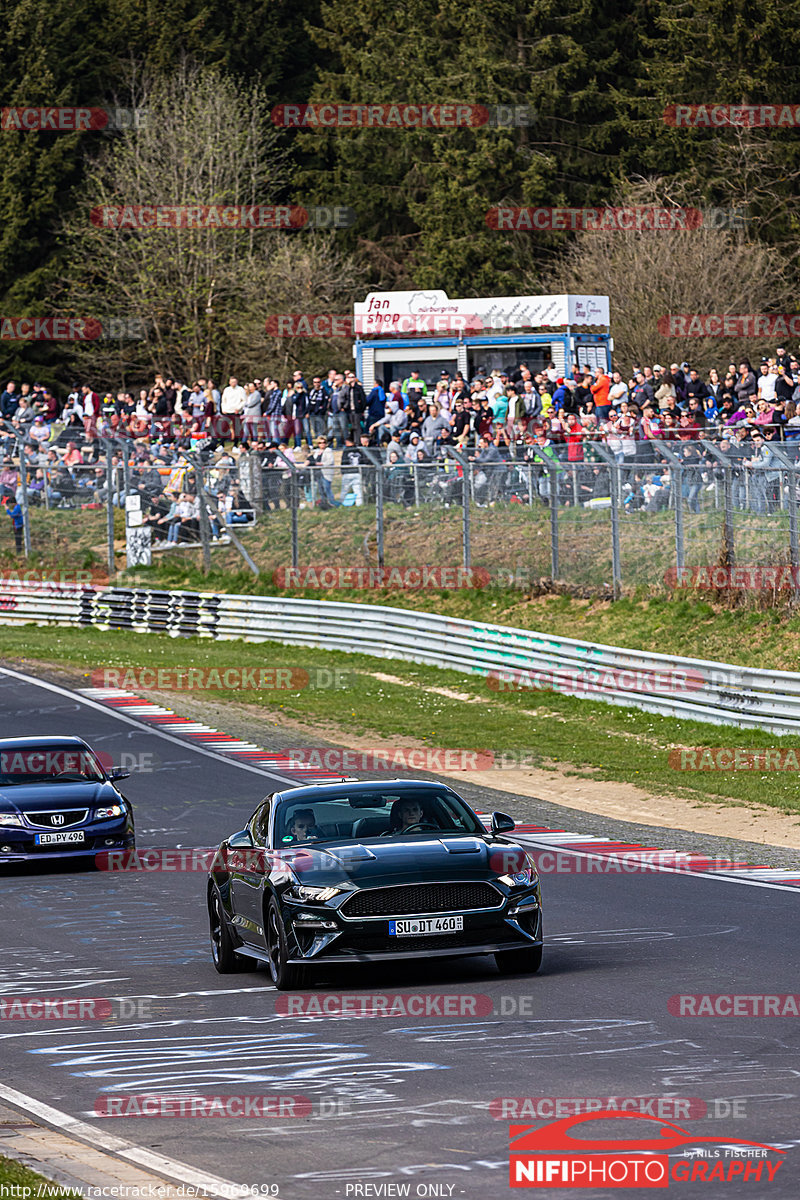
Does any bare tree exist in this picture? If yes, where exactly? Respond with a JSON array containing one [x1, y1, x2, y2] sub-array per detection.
[[54, 63, 366, 386], [539, 178, 795, 373]]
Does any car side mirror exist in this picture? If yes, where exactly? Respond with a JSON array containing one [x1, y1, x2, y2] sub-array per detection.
[[228, 828, 254, 849], [109, 766, 130, 781], [491, 811, 516, 835]]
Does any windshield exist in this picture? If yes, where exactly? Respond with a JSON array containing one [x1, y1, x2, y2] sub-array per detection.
[[276, 787, 485, 844], [0, 746, 106, 786]]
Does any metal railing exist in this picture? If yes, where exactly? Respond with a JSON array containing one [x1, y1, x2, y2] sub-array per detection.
[[5, 432, 800, 598], [1, 582, 799, 733]]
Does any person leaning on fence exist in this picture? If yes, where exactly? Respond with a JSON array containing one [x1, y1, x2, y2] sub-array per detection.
[[3, 494, 24, 552], [747, 432, 782, 514], [307, 436, 338, 508], [469, 436, 503, 506], [339, 436, 366, 507]]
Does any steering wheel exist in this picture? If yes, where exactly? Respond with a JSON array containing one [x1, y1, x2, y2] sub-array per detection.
[[53, 771, 86, 781], [397, 821, 438, 833]]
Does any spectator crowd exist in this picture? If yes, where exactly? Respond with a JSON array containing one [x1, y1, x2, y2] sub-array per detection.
[[1, 349, 798, 551]]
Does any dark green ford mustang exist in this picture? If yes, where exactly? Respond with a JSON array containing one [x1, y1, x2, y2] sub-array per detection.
[[208, 778, 542, 989]]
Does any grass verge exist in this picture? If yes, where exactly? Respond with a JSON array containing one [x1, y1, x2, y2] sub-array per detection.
[[0, 1155, 81, 1198], [2, 623, 800, 818]]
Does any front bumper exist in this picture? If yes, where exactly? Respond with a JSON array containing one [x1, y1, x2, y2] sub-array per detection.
[[283, 892, 542, 964], [0, 820, 134, 863]]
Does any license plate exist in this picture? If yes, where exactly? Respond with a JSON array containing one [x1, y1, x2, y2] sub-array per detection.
[[389, 916, 464, 936], [35, 831, 85, 845]]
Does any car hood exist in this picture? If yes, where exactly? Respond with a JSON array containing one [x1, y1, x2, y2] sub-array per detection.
[[0, 781, 119, 812], [278, 835, 527, 888]]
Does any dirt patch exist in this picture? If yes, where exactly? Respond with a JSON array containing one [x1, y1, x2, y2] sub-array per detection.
[[9, 655, 800, 852], [141, 688, 800, 852]]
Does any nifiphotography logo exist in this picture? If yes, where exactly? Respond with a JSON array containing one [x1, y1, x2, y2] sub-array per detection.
[[508, 1111, 784, 1188]]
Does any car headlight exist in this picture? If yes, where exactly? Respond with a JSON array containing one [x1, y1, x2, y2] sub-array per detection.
[[0, 813, 24, 826], [287, 885, 342, 902], [497, 867, 537, 887], [95, 804, 124, 820]]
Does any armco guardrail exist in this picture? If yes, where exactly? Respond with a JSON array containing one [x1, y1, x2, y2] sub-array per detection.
[[0, 581, 796, 733]]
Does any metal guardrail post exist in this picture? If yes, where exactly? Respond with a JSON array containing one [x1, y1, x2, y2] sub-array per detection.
[[655, 440, 685, 574], [790, 467, 800, 597], [549, 465, 559, 578], [194, 464, 212, 573], [527, 445, 565, 584], [765, 444, 799, 592], [273, 447, 299, 571], [1, 421, 31, 556], [444, 446, 471, 569], [18, 444, 31, 556], [122, 439, 131, 503], [103, 438, 115, 577], [375, 465, 385, 567], [359, 447, 385, 568], [185, 449, 260, 577], [700, 439, 736, 570], [583, 441, 621, 597], [290, 473, 299, 568]]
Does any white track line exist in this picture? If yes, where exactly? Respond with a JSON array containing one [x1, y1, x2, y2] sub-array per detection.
[[515, 834, 800, 894], [0, 1082, 250, 1197], [0, 666, 298, 788]]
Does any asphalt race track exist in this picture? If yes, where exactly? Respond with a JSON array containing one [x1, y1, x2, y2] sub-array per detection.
[[2, 665, 799, 1198]]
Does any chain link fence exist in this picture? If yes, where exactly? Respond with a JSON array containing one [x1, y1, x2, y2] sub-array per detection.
[[3, 427, 800, 598]]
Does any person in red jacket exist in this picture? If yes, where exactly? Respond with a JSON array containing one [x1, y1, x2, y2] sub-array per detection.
[[564, 412, 584, 462], [590, 367, 611, 420]]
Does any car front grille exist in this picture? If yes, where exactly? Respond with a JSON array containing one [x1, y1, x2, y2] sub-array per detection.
[[24, 809, 89, 829], [341, 881, 502, 918]]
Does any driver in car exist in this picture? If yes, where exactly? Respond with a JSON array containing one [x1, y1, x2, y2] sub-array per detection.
[[287, 808, 320, 842], [389, 798, 436, 833]]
